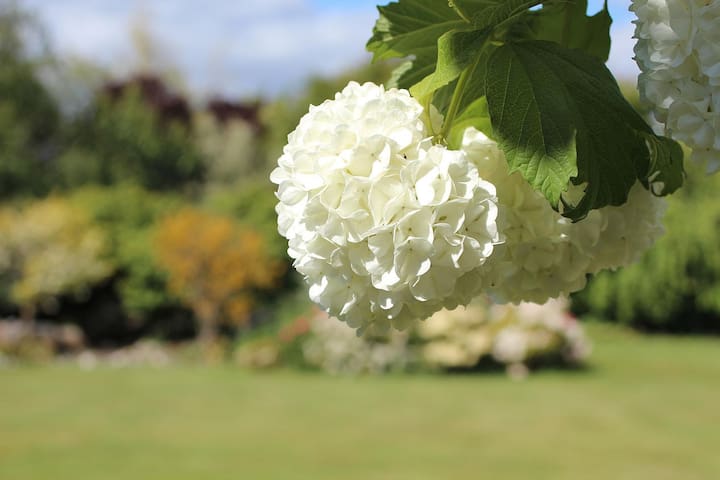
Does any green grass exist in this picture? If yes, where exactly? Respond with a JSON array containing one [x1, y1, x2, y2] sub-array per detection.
[[1, 322, 719, 480]]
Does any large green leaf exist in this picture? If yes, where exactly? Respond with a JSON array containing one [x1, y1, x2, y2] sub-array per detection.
[[367, 0, 465, 89], [527, 0, 612, 61], [409, 0, 543, 102], [485, 41, 683, 220], [369, 0, 544, 96], [484, 42, 579, 209]]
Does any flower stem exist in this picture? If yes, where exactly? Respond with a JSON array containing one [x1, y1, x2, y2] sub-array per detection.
[[440, 64, 474, 143]]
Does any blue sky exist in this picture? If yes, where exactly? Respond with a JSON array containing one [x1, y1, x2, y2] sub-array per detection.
[[21, 0, 639, 99]]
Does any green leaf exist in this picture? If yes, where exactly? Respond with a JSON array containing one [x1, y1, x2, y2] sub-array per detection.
[[528, 0, 612, 61], [369, 0, 543, 95], [410, 28, 489, 103], [452, 0, 544, 30], [641, 133, 685, 196], [485, 42, 579, 209], [485, 41, 683, 220], [387, 58, 434, 89], [367, 0, 465, 89]]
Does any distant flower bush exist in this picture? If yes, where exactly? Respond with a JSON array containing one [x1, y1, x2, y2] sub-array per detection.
[[417, 297, 590, 376], [302, 308, 413, 375], [237, 298, 590, 377]]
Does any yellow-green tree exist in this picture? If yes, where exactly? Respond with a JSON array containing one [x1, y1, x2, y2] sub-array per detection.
[[0, 198, 112, 320], [154, 208, 283, 345]]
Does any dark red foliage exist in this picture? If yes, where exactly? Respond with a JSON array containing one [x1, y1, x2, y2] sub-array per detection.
[[103, 74, 191, 126], [206, 98, 264, 134]]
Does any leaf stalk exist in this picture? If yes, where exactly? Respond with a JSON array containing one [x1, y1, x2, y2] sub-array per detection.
[[439, 58, 480, 142], [448, 1, 472, 23]]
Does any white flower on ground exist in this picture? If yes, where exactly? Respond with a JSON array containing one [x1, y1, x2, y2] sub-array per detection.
[[417, 302, 492, 367], [418, 296, 591, 373], [271, 82, 502, 333], [302, 309, 410, 375], [492, 326, 530, 365], [632, 0, 720, 170]]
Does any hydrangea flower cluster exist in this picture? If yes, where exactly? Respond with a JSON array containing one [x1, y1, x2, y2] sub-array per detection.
[[271, 82, 501, 333], [631, 0, 720, 170], [272, 82, 666, 332]]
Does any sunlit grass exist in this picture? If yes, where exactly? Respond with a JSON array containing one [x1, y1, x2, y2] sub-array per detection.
[[1, 322, 719, 480]]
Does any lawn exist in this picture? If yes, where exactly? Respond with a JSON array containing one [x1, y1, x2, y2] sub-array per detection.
[[1, 322, 719, 480]]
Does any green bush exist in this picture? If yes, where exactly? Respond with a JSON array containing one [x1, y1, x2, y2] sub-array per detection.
[[69, 185, 184, 320], [575, 163, 720, 332]]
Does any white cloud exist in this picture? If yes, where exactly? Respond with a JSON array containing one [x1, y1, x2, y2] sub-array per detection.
[[22, 0, 375, 97], [20, 0, 641, 97], [23, 1, 127, 61]]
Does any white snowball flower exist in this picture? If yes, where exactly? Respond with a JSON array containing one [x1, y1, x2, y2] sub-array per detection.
[[271, 82, 501, 333], [462, 128, 597, 303], [462, 127, 666, 304], [632, 0, 720, 170]]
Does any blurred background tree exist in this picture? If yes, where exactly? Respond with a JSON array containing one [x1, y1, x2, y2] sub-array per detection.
[[57, 75, 204, 191], [0, 2, 59, 198], [154, 208, 284, 347]]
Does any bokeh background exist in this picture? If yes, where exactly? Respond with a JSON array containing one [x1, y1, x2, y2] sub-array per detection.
[[1, 1, 719, 479]]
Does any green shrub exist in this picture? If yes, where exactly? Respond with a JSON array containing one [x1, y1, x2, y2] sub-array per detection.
[[69, 185, 184, 320], [575, 163, 720, 332]]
